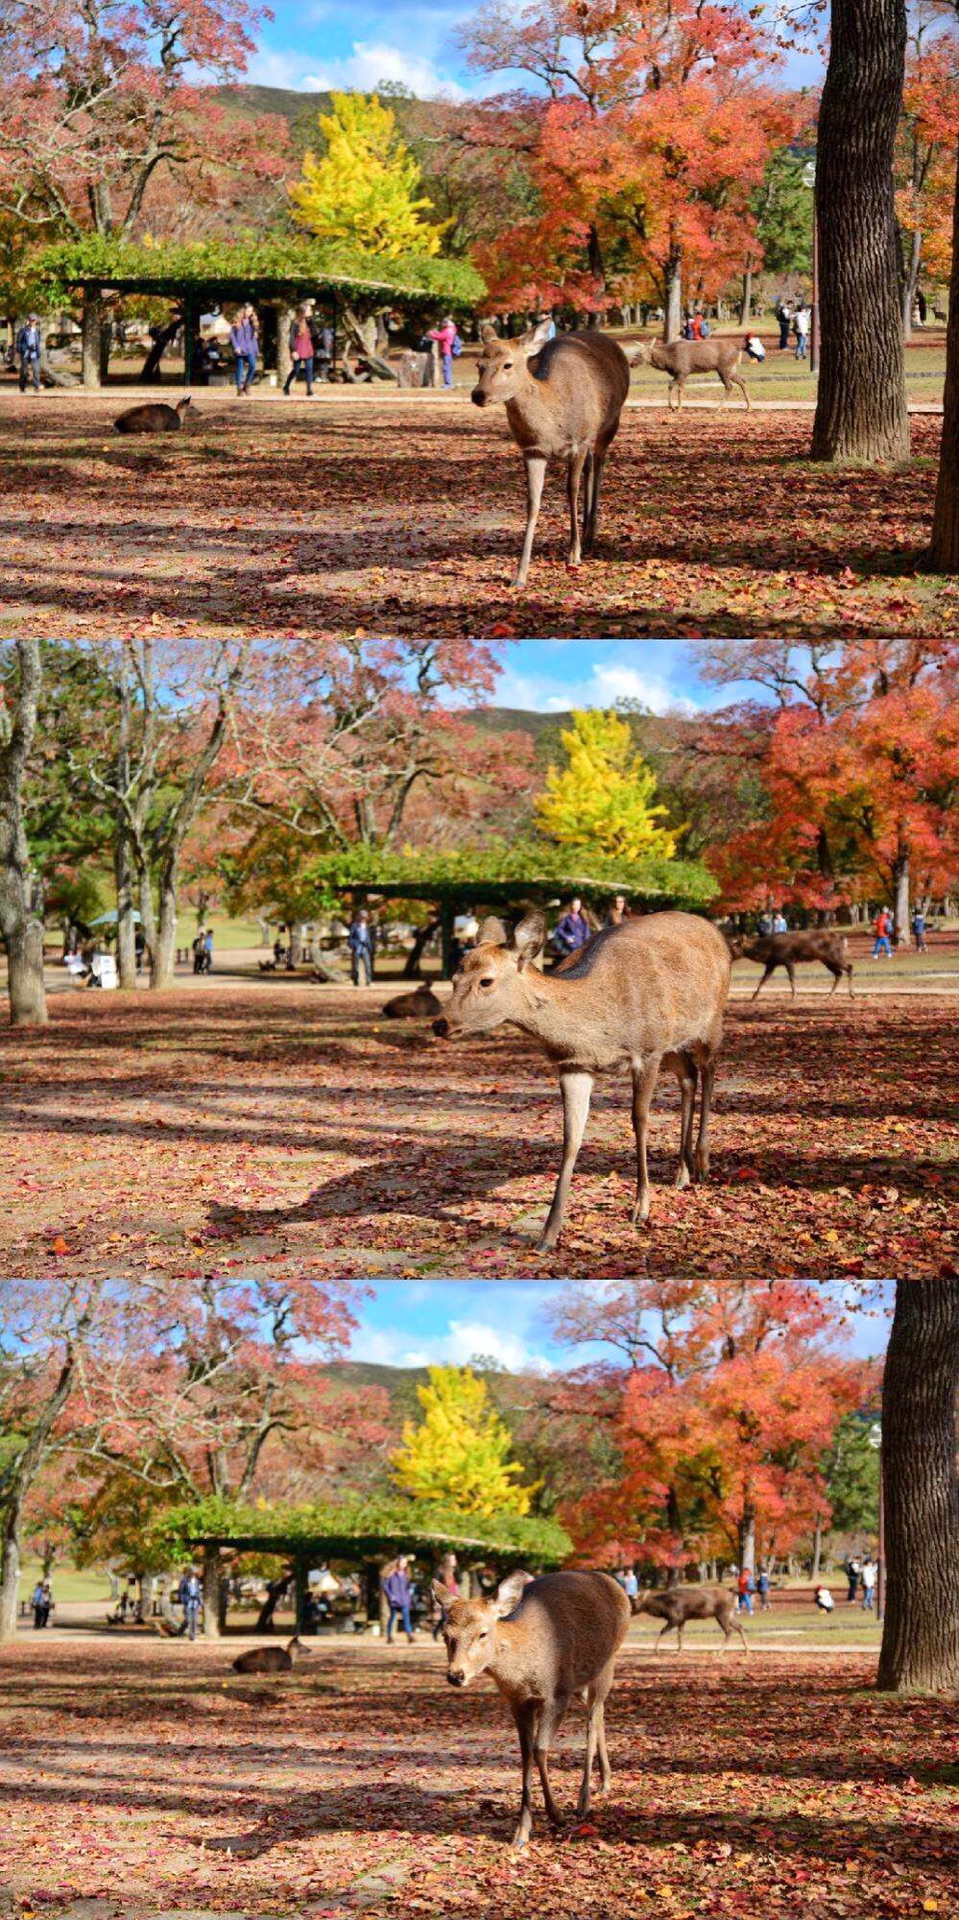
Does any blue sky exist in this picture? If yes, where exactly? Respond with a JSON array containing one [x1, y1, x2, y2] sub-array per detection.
[[247, 1, 824, 103], [344, 1282, 893, 1373], [491, 640, 769, 715]]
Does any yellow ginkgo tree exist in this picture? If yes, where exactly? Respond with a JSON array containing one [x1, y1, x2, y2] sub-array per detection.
[[289, 92, 447, 258], [390, 1366, 534, 1518], [535, 708, 679, 864]]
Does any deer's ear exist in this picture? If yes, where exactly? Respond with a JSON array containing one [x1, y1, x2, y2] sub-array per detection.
[[475, 915, 508, 947], [492, 1571, 533, 1617], [511, 912, 546, 968], [431, 1579, 453, 1614], [480, 322, 499, 344], [519, 317, 553, 358]]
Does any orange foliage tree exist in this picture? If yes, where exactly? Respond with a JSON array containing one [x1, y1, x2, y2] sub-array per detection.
[[552, 1279, 870, 1574], [460, 0, 794, 328], [896, 9, 959, 335]]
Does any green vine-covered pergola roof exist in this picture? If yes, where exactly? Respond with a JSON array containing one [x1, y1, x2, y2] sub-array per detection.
[[38, 237, 486, 309], [155, 1497, 572, 1567], [298, 840, 719, 910]]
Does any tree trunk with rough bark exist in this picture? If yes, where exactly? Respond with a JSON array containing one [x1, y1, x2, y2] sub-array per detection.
[[930, 156, 959, 570], [81, 294, 103, 389], [739, 1509, 756, 1574], [811, 1516, 823, 1582], [665, 248, 683, 343], [1, 639, 48, 1027], [151, 874, 179, 990], [810, 0, 910, 465], [877, 1280, 959, 1693], [901, 225, 922, 340], [893, 853, 910, 945], [202, 1546, 221, 1640]]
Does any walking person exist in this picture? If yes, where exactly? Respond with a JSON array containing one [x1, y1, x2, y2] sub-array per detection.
[[860, 1557, 877, 1610], [202, 926, 213, 974], [757, 1567, 772, 1612], [737, 1567, 754, 1615], [911, 906, 927, 953], [777, 299, 793, 351], [347, 909, 375, 986], [31, 1579, 47, 1628], [845, 1556, 861, 1603], [16, 314, 42, 392], [383, 1556, 415, 1644], [427, 316, 459, 389], [230, 304, 259, 394], [177, 1568, 202, 1639], [872, 908, 892, 959], [192, 928, 206, 975], [793, 302, 810, 360], [605, 893, 629, 928], [552, 895, 590, 958], [284, 307, 317, 396]]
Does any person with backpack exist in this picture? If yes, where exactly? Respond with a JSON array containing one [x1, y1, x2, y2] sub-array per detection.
[[428, 316, 460, 388], [16, 315, 43, 392], [737, 1567, 754, 1615], [552, 897, 590, 958], [757, 1568, 772, 1611], [872, 908, 892, 959], [912, 907, 928, 953]]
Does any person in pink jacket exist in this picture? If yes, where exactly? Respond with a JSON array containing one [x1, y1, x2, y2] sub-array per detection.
[[428, 316, 459, 387]]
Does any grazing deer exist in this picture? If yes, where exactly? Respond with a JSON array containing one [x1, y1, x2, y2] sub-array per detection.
[[636, 1586, 748, 1654], [433, 911, 730, 1249], [383, 983, 443, 1019], [471, 321, 631, 587], [114, 396, 193, 434], [631, 335, 766, 409], [434, 1569, 631, 1850], [231, 1636, 310, 1674], [728, 929, 854, 999]]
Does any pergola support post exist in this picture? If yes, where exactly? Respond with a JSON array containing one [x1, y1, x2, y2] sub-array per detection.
[[202, 1541, 221, 1639], [294, 1551, 309, 1634], [440, 896, 455, 978], [277, 303, 295, 390], [181, 293, 197, 387]]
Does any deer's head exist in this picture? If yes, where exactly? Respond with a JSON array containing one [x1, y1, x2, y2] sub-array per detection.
[[471, 320, 553, 408], [629, 341, 653, 366], [432, 914, 546, 1037], [433, 1572, 532, 1686]]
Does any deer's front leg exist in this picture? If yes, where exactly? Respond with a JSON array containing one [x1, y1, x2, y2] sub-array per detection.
[[566, 445, 589, 566], [514, 452, 547, 589], [539, 1069, 592, 1251], [630, 1057, 659, 1225]]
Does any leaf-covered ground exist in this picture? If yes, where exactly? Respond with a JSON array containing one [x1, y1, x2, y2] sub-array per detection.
[[4, 972, 957, 1279], [0, 395, 955, 641], [1, 1635, 957, 1920]]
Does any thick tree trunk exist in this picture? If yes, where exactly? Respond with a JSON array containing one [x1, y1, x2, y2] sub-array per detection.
[[901, 225, 922, 341], [811, 1516, 823, 1582], [81, 293, 104, 389], [810, 0, 909, 464], [739, 1509, 756, 1574], [665, 250, 683, 343], [893, 853, 910, 945], [930, 155, 959, 570], [0, 638, 48, 1027], [877, 1280, 959, 1693], [741, 264, 753, 327], [202, 1546, 221, 1640], [151, 874, 179, 991]]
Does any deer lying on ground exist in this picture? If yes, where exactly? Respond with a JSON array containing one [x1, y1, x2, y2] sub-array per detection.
[[472, 320, 631, 588], [383, 983, 443, 1019], [433, 911, 730, 1249], [434, 1569, 631, 1850], [231, 1636, 310, 1674], [727, 929, 854, 999], [631, 335, 766, 409], [114, 396, 193, 434], [636, 1586, 748, 1654]]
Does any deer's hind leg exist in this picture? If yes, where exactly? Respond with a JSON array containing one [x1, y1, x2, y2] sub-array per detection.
[[721, 1608, 749, 1655], [566, 445, 590, 567], [533, 1693, 570, 1831], [583, 435, 611, 553], [665, 1047, 697, 1189], [630, 1056, 660, 1226], [578, 1659, 617, 1815], [692, 1053, 718, 1182]]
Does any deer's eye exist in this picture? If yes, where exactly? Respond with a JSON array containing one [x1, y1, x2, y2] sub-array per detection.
[[503, 361, 513, 370], [479, 976, 495, 987]]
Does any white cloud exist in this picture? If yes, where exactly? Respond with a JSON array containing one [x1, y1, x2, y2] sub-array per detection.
[[350, 1317, 552, 1374], [588, 662, 698, 716], [492, 657, 702, 717], [249, 39, 467, 99]]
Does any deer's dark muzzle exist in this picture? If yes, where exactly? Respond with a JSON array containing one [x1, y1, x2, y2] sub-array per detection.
[[432, 1017, 450, 1037], [448, 1669, 466, 1686], [471, 388, 488, 407]]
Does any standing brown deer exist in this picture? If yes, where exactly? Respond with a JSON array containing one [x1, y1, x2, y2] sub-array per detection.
[[114, 396, 193, 434], [432, 910, 730, 1249], [471, 321, 631, 587], [434, 1569, 631, 1849], [727, 930, 854, 998], [231, 1636, 310, 1674], [635, 1586, 748, 1654], [631, 335, 766, 409]]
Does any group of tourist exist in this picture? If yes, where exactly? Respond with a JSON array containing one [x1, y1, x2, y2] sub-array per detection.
[[776, 298, 812, 358]]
